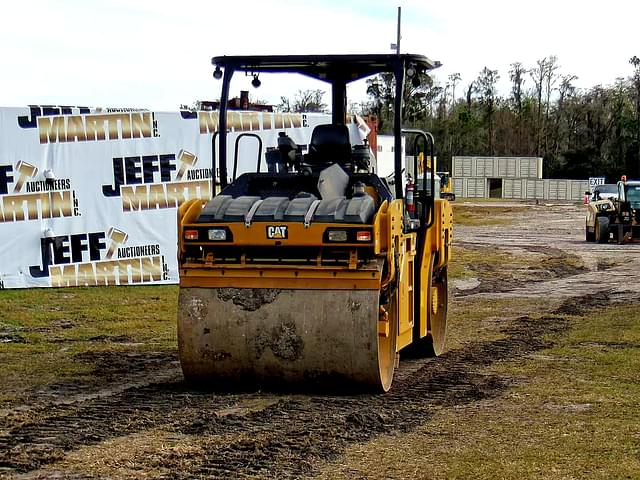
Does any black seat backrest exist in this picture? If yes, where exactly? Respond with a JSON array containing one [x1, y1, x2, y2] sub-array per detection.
[[307, 124, 351, 165]]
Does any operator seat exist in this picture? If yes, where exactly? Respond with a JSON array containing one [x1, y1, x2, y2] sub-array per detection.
[[306, 124, 351, 168]]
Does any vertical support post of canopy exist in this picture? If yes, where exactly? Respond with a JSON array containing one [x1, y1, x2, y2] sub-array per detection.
[[218, 64, 234, 189], [332, 79, 347, 125], [393, 58, 405, 200]]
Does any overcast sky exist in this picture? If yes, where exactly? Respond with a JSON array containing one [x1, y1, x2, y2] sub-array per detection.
[[1, 0, 638, 110]]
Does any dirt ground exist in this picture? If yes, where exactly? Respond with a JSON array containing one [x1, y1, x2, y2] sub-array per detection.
[[1, 201, 639, 479]]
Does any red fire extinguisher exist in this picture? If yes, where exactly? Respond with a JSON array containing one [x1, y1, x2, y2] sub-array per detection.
[[406, 181, 415, 217]]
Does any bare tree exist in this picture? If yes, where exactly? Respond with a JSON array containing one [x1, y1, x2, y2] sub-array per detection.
[[293, 89, 327, 113], [553, 74, 578, 156], [530, 56, 558, 155], [509, 62, 526, 153], [277, 96, 292, 112], [509, 62, 526, 115], [465, 82, 474, 111], [448, 72, 461, 112], [543, 56, 559, 151], [530, 58, 546, 155], [475, 67, 500, 154], [277, 89, 327, 113]]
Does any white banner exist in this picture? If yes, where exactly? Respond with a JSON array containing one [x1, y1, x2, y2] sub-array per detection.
[[0, 106, 366, 289]]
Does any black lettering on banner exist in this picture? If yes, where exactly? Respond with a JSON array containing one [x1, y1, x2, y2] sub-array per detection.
[[29, 232, 107, 278], [53, 236, 72, 266], [102, 154, 176, 197], [88, 232, 107, 261], [117, 244, 161, 259], [159, 154, 176, 181], [162, 255, 169, 280], [0, 165, 14, 195], [17, 105, 90, 129], [25, 178, 72, 193], [30, 238, 57, 278], [102, 158, 125, 196], [125, 156, 143, 185], [73, 191, 80, 216], [70, 234, 88, 263], [186, 168, 213, 180], [142, 155, 159, 183]]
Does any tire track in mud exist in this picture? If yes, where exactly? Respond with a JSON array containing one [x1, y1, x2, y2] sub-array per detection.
[[0, 381, 248, 475], [453, 241, 589, 297], [149, 311, 572, 480], [1, 304, 577, 479]]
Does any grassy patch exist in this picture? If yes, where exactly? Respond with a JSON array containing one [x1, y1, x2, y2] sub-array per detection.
[[315, 302, 640, 479], [0, 285, 178, 407], [449, 245, 524, 280], [449, 242, 585, 290], [452, 204, 524, 226], [444, 296, 543, 352]]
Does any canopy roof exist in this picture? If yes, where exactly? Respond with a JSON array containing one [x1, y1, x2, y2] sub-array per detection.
[[211, 54, 441, 83]]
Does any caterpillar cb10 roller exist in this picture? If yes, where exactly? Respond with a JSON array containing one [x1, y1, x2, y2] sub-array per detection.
[[177, 54, 453, 392]]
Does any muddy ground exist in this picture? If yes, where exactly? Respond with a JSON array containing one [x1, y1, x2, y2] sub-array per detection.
[[1, 201, 639, 479]]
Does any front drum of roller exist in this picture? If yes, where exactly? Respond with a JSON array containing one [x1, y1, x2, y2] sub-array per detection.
[[178, 286, 396, 392]]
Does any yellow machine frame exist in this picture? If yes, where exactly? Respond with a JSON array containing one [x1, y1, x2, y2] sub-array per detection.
[[179, 195, 452, 353], [176, 53, 453, 392]]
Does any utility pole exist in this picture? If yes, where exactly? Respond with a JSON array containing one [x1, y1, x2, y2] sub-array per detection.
[[396, 7, 401, 55], [632, 56, 640, 177], [390, 7, 401, 55]]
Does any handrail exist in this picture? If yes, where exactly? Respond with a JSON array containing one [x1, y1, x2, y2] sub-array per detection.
[[232, 133, 263, 181], [401, 129, 436, 230], [210, 131, 219, 196]]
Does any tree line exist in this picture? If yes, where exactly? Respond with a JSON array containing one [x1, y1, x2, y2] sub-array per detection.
[[363, 55, 640, 180]]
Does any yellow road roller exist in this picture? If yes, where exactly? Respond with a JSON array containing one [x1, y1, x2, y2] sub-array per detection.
[[177, 54, 453, 392]]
